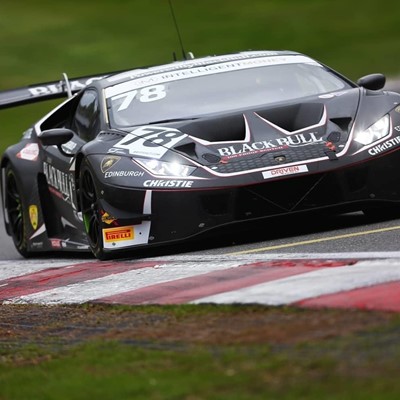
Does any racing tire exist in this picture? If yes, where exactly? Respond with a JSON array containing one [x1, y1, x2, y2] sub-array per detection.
[[79, 159, 110, 260], [4, 164, 32, 257]]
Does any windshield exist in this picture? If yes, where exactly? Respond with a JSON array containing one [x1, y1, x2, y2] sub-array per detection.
[[107, 59, 352, 128]]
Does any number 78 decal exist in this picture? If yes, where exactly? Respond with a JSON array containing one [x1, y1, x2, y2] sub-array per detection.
[[112, 85, 167, 111], [113, 126, 187, 159]]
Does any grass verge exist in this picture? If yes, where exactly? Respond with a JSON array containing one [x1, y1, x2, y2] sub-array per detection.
[[1, 304, 400, 399]]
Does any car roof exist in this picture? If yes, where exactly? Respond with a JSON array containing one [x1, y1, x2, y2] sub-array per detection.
[[96, 50, 303, 90]]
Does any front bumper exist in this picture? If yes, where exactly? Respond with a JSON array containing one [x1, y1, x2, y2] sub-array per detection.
[[99, 149, 400, 250]]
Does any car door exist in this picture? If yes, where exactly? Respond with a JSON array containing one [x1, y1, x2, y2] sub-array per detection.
[[37, 89, 102, 235]]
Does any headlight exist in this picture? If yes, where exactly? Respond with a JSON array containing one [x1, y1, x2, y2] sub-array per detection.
[[134, 158, 196, 177], [354, 114, 390, 145]]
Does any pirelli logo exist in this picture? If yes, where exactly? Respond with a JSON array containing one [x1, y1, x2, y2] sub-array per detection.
[[104, 226, 134, 242]]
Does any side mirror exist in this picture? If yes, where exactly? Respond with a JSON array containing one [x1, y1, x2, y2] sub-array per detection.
[[38, 128, 76, 157], [39, 128, 74, 146], [357, 73, 386, 90]]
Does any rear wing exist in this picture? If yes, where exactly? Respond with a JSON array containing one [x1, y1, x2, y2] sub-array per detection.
[[0, 71, 121, 109]]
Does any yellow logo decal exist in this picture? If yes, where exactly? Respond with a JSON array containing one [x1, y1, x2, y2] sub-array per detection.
[[101, 212, 117, 225], [29, 205, 38, 230]]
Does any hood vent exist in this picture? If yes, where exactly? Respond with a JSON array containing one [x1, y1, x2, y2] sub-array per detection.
[[97, 130, 125, 141], [256, 103, 324, 132], [181, 114, 246, 142], [174, 142, 198, 158]]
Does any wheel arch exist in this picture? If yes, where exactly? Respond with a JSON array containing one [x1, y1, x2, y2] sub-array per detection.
[[1, 149, 34, 236], [1, 155, 12, 235], [1, 145, 46, 243]]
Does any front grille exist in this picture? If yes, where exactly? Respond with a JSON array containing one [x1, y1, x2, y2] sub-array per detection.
[[212, 145, 328, 174]]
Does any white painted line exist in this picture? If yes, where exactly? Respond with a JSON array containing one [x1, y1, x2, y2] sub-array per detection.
[[192, 259, 400, 305]]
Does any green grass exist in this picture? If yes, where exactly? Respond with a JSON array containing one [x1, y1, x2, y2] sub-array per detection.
[[1, 0, 399, 153], [2, 326, 400, 399], [2, 304, 400, 399]]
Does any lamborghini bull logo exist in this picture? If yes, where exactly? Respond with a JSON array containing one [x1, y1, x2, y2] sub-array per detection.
[[101, 156, 121, 173], [217, 132, 323, 157]]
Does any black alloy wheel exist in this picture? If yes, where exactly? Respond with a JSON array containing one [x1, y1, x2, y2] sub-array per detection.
[[79, 161, 107, 259], [5, 165, 30, 257]]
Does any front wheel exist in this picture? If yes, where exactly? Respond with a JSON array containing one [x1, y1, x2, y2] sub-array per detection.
[[4, 165, 31, 257], [79, 160, 109, 260]]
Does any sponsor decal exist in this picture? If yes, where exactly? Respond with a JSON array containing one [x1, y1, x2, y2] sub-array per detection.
[[43, 162, 74, 204], [29, 205, 38, 230], [17, 143, 39, 161], [104, 226, 134, 242], [112, 85, 167, 111], [368, 135, 400, 156], [28, 76, 105, 97], [101, 155, 121, 173], [107, 52, 280, 84], [104, 170, 144, 178], [143, 180, 193, 188], [217, 132, 323, 157], [113, 127, 187, 159], [31, 242, 43, 249], [101, 212, 117, 225], [221, 145, 288, 160], [105, 55, 317, 97], [262, 164, 309, 179], [394, 126, 400, 132]]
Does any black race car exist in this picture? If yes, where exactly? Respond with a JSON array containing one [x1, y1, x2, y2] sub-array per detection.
[[1, 51, 399, 259]]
